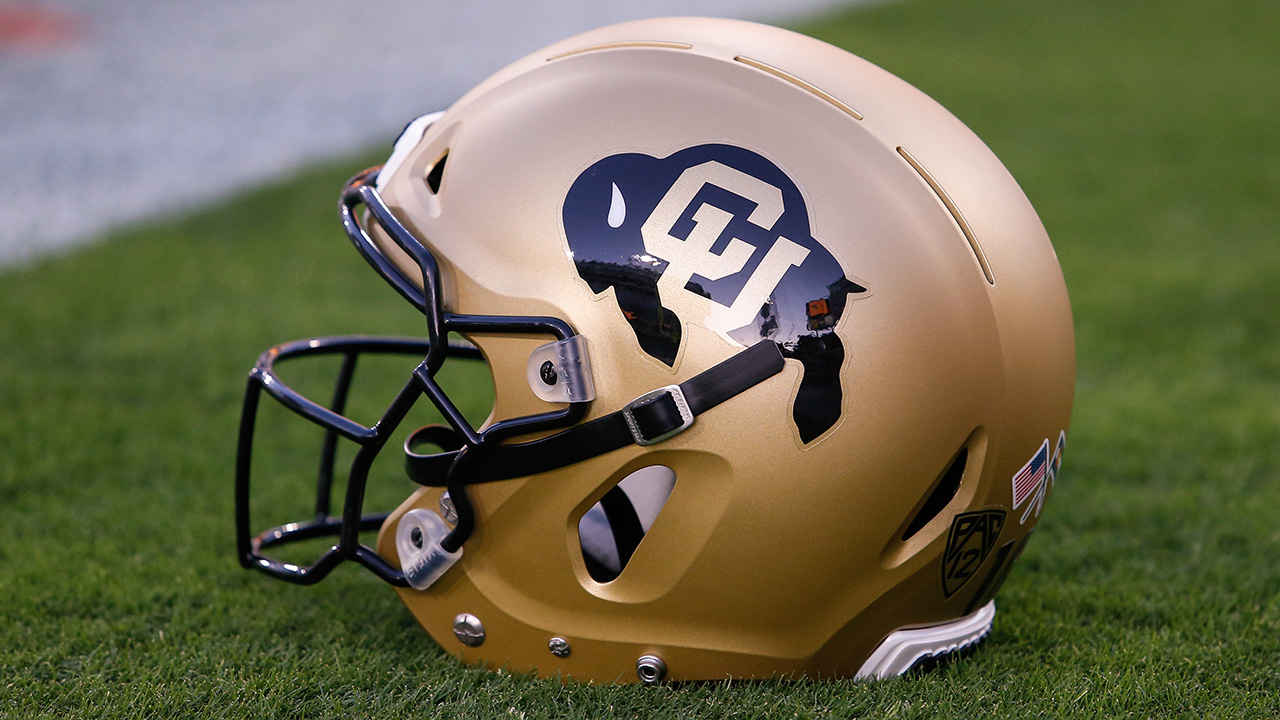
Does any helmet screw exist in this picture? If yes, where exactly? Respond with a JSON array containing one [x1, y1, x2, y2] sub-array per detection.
[[409, 526, 424, 549], [452, 613, 485, 647], [439, 491, 458, 525], [548, 637, 571, 658], [539, 360, 558, 386], [636, 654, 667, 684]]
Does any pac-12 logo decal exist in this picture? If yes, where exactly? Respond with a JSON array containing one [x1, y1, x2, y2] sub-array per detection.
[[562, 144, 866, 443], [1012, 431, 1066, 524], [942, 510, 1006, 598]]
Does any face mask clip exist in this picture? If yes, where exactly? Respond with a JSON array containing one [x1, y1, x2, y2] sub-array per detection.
[[527, 335, 596, 403], [395, 508, 462, 590]]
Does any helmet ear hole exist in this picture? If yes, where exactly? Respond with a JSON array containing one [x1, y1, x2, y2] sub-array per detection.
[[578, 465, 676, 583], [900, 447, 968, 542]]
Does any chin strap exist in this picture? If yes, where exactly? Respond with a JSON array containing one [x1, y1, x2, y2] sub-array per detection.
[[405, 340, 786, 486]]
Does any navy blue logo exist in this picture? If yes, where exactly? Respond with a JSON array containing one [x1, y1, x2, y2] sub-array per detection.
[[563, 144, 866, 443]]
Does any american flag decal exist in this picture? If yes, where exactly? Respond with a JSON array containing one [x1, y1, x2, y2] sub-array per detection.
[[1012, 441, 1049, 508], [1012, 432, 1066, 524]]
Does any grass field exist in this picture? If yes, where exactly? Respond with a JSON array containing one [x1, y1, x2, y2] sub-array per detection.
[[2, 0, 1278, 716]]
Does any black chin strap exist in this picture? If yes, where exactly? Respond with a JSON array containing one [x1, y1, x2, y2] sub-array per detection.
[[406, 340, 786, 486]]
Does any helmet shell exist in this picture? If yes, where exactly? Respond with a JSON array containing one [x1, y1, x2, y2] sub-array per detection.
[[371, 17, 1073, 682]]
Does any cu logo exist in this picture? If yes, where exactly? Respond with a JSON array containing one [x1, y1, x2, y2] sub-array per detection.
[[562, 144, 866, 443], [642, 161, 811, 342]]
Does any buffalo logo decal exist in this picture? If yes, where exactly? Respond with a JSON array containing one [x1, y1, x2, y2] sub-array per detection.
[[562, 144, 866, 443]]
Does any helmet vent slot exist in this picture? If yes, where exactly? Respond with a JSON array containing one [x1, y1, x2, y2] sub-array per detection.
[[547, 41, 692, 62], [901, 447, 967, 542], [734, 55, 864, 121], [897, 147, 995, 285], [578, 465, 676, 583], [424, 151, 448, 194]]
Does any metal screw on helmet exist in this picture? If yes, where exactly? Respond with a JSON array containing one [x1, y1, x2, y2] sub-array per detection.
[[453, 613, 485, 647], [636, 655, 667, 684], [548, 637, 571, 658], [439, 491, 458, 525], [409, 526, 424, 549], [539, 360, 558, 386]]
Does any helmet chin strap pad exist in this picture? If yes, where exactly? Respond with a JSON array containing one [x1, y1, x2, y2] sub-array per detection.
[[404, 338, 785, 487]]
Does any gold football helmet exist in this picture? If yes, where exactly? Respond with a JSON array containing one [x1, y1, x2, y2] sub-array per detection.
[[236, 17, 1074, 682]]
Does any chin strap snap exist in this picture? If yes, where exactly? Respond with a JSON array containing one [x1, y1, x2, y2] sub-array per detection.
[[405, 340, 786, 486]]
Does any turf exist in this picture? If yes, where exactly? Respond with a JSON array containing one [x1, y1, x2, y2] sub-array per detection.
[[2, 0, 1278, 716]]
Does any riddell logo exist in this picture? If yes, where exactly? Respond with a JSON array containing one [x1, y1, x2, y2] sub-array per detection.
[[562, 144, 866, 443]]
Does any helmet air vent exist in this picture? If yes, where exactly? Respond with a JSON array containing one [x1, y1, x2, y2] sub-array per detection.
[[424, 150, 448, 194], [897, 147, 995, 285], [734, 56, 863, 121], [901, 447, 967, 542], [578, 465, 676, 583], [547, 41, 692, 62]]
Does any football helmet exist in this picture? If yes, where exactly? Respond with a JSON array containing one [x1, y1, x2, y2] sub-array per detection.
[[235, 17, 1074, 682]]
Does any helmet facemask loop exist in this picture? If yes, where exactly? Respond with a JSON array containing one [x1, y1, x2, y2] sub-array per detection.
[[235, 169, 589, 587]]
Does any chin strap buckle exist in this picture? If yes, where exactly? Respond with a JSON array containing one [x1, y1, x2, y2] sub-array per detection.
[[622, 385, 694, 446]]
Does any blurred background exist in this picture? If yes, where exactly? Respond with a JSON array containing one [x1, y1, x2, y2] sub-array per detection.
[[3, 0, 1278, 715], [0, 0, 855, 265]]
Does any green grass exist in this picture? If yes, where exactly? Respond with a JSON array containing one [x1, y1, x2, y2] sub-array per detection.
[[2, 0, 1278, 715]]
